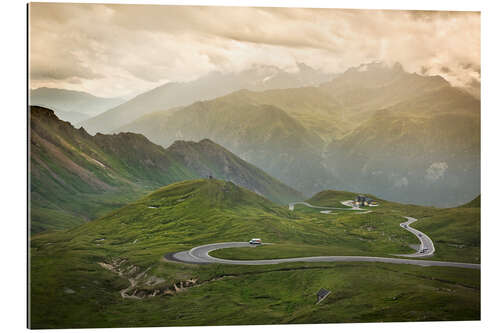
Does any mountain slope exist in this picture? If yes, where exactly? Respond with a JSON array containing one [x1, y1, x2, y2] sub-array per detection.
[[30, 106, 195, 233], [459, 195, 480, 208], [166, 139, 303, 204], [80, 64, 334, 134], [30, 106, 302, 233], [119, 97, 341, 196], [118, 62, 479, 206], [325, 84, 480, 207], [30, 87, 125, 124]]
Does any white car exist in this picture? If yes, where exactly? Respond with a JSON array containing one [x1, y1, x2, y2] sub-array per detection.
[[249, 238, 262, 245]]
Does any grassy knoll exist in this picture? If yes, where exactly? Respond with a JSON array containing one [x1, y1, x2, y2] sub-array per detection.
[[30, 180, 480, 328], [30, 106, 303, 234], [306, 189, 365, 207]]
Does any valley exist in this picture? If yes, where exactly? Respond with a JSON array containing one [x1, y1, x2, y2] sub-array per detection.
[[30, 106, 302, 233], [29, 179, 480, 328], [113, 63, 480, 207]]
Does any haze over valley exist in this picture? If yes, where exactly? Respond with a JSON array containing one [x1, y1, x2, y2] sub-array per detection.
[[34, 62, 480, 208]]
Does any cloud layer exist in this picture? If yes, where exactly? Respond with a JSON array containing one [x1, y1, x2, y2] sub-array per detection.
[[29, 3, 480, 98]]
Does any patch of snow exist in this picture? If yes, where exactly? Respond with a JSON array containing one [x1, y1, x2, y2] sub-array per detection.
[[425, 162, 448, 182]]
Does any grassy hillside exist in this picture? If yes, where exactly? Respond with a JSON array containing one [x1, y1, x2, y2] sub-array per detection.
[[30, 106, 302, 234], [306, 189, 374, 207], [409, 196, 481, 263], [460, 195, 480, 208], [166, 139, 304, 204], [214, 189, 480, 264], [30, 180, 480, 328], [30, 106, 195, 233]]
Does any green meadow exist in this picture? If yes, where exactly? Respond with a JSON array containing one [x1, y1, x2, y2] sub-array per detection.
[[29, 179, 480, 328]]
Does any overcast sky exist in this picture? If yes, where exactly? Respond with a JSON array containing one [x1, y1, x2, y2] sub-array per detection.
[[29, 3, 480, 98]]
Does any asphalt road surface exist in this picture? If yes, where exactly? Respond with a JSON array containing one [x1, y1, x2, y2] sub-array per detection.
[[288, 201, 364, 211], [291, 202, 433, 257], [397, 216, 435, 257], [165, 202, 477, 270], [166, 242, 479, 269]]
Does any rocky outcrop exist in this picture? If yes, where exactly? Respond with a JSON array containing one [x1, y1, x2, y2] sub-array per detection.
[[98, 258, 202, 299]]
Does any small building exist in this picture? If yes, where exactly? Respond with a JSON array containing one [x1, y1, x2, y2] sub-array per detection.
[[356, 195, 367, 206], [355, 195, 377, 207]]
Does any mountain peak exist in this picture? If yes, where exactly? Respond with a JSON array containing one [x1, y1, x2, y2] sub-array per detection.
[[30, 105, 70, 125], [346, 61, 404, 74], [169, 138, 218, 150], [198, 138, 216, 145], [30, 105, 56, 117]]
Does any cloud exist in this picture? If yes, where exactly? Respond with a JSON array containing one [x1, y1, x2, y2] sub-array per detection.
[[28, 3, 480, 98]]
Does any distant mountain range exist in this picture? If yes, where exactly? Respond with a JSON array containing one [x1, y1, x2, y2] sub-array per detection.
[[79, 63, 335, 134], [30, 106, 302, 233], [119, 94, 341, 196], [30, 87, 125, 124], [115, 62, 480, 207]]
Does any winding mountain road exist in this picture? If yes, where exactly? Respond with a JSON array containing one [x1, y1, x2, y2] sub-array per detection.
[[288, 201, 365, 212], [165, 201, 478, 269], [165, 242, 479, 269], [397, 216, 435, 257], [291, 202, 434, 258]]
